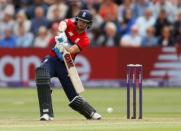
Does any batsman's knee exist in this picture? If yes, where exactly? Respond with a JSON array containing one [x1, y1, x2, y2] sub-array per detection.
[[69, 96, 96, 119], [36, 67, 50, 85]]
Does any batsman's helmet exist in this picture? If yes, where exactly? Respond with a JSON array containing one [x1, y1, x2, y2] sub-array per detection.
[[75, 10, 93, 28]]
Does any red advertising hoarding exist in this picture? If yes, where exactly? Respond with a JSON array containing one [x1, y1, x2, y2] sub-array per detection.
[[0, 47, 181, 87]]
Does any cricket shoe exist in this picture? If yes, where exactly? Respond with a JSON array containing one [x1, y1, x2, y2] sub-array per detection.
[[40, 114, 54, 121], [91, 112, 102, 120]]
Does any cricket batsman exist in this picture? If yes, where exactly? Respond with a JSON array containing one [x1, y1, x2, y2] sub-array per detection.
[[35, 10, 102, 121]]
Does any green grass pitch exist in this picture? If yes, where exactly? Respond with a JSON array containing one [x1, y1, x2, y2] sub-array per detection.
[[0, 87, 181, 131]]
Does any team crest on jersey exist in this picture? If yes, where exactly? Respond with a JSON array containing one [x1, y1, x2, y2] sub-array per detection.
[[75, 38, 80, 44], [68, 32, 74, 36]]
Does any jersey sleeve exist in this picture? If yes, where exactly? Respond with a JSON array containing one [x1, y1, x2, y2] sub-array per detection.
[[77, 37, 90, 50], [65, 19, 74, 28]]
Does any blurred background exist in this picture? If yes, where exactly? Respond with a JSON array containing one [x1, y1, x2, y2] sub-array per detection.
[[0, 0, 181, 87]]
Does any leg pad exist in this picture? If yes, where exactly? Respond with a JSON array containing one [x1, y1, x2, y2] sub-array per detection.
[[36, 67, 53, 117], [69, 96, 96, 119], [36, 67, 50, 85]]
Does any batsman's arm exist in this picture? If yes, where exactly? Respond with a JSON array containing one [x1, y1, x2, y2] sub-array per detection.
[[64, 44, 80, 54], [53, 20, 68, 59], [58, 21, 67, 33]]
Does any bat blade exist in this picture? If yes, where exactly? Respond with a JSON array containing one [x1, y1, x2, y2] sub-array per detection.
[[63, 49, 85, 94]]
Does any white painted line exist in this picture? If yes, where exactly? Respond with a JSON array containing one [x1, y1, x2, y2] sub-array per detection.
[[162, 47, 176, 52], [154, 63, 181, 68], [159, 54, 178, 60]]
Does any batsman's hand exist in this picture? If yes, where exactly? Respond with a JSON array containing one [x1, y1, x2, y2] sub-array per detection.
[[54, 31, 68, 52], [53, 45, 64, 59], [55, 32, 67, 44], [54, 32, 69, 60], [53, 42, 69, 60]]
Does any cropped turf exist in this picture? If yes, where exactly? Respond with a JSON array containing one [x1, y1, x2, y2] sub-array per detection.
[[0, 87, 180, 131]]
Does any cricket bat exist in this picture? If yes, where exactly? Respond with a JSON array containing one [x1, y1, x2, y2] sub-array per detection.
[[62, 48, 85, 94]]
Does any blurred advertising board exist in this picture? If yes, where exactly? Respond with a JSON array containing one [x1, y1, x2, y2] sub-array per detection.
[[0, 47, 181, 87]]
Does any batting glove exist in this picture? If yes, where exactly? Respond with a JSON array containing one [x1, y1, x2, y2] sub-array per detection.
[[53, 46, 63, 59], [55, 32, 67, 44], [53, 42, 69, 60]]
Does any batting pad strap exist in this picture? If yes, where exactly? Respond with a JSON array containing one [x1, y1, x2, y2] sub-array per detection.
[[36, 67, 50, 85], [69, 96, 96, 119]]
